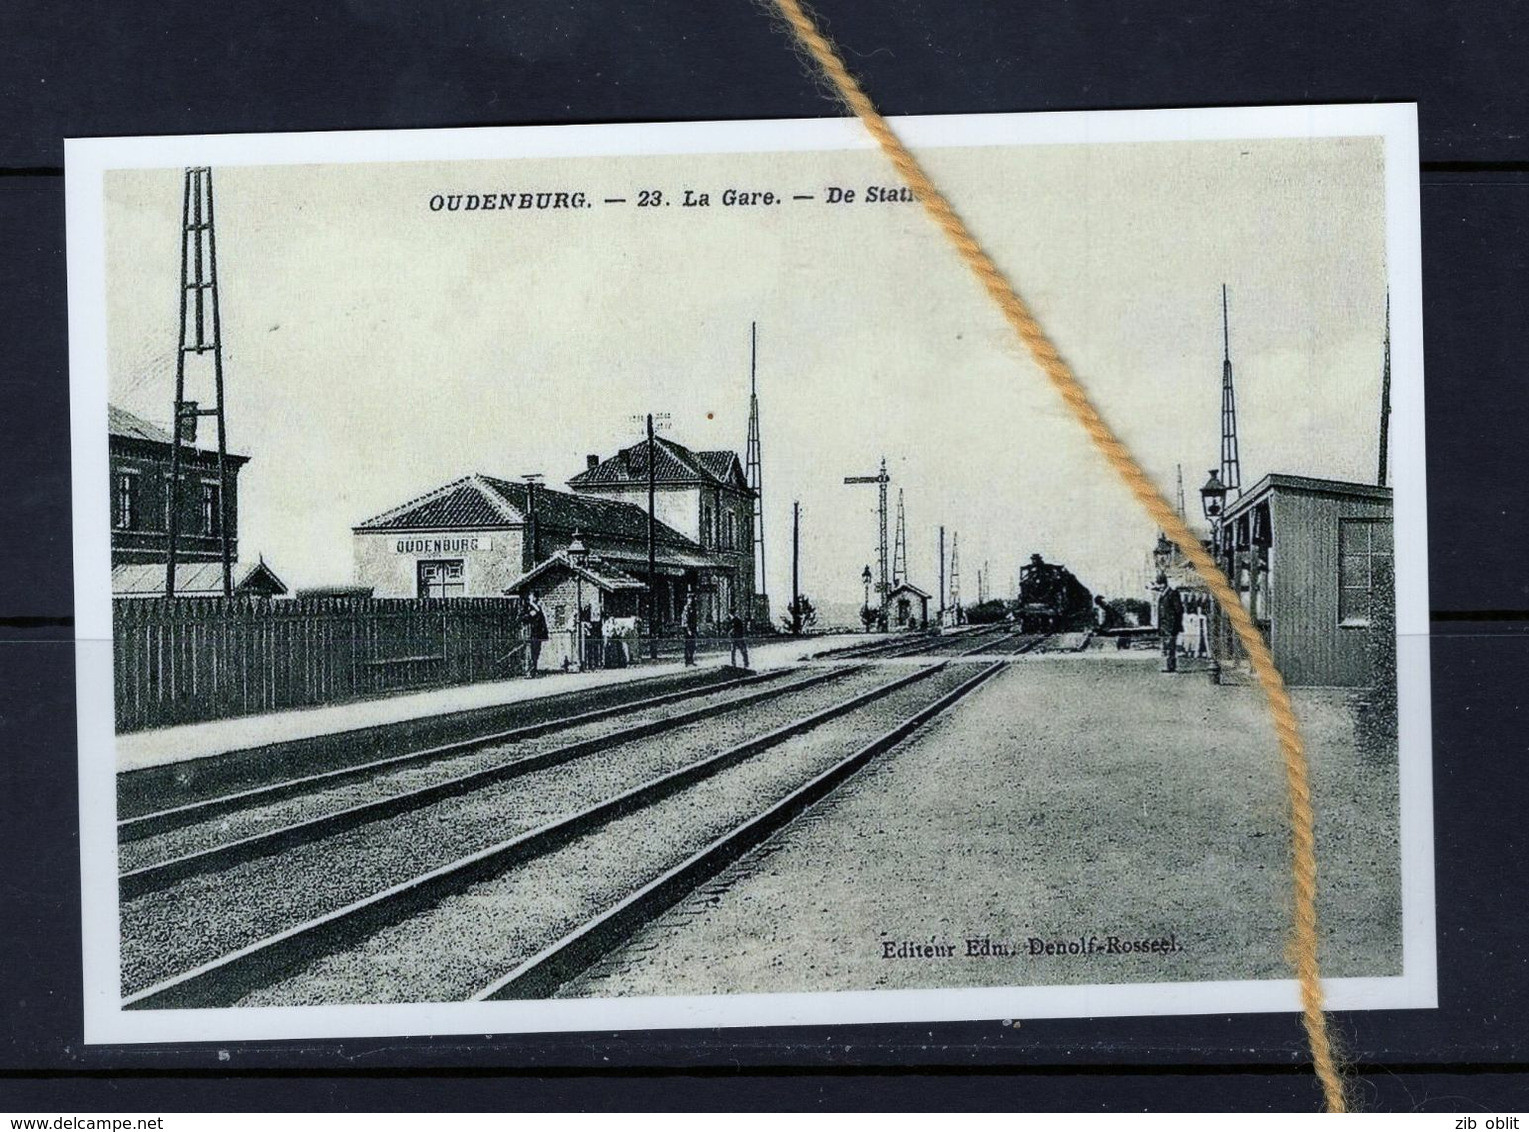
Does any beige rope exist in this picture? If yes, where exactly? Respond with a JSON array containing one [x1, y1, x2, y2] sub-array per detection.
[[760, 0, 1347, 1111]]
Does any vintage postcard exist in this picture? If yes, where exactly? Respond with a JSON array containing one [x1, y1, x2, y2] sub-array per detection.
[[66, 105, 1435, 1044]]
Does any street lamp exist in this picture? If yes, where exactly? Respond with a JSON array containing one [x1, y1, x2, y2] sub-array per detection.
[[1152, 532, 1175, 573], [569, 530, 587, 671], [1199, 469, 1230, 680], [1199, 469, 1227, 524], [861, 564, 873, 628]]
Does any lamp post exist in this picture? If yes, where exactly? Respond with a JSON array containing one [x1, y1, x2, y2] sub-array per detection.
[[1152, 532, 1175, 575], [569, 529, 588, 672], [1199, 469, 1228, 529], [1199, 469, 1229, 675], [861, 564, 873, 630]]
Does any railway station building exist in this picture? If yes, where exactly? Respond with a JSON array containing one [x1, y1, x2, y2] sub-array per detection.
[[566, 436, 756, 622], [1217, 473, 1393, 687], [107, 403, 286, 597], [353, 434, 756, 631]]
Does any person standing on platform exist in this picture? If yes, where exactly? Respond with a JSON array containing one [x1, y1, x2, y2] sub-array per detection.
[[523, 594, 550, 678], [681, 590, 698, 667], [729, 608, 750, 669], [1156, 573, 1184, 673], [584, 606, 603, 670]]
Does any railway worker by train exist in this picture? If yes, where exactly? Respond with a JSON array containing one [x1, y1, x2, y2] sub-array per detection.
[[681, 590, 698, 667], [1155, 572, 1185, 673], [522, 594, 550, 678]]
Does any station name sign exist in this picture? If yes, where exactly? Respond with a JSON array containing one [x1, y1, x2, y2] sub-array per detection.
[[394, 536, 492, 554]]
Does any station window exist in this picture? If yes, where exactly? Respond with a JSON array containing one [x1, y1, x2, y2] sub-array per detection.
[[114, 472, 136, 530], [200, 483, 221, 536], [1338, 518, 1393, 627], [417, 559, 465, 599]]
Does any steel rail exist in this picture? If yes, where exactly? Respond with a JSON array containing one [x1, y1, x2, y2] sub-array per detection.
[[475, 660, 1008, 1001], [884, 623, 1008, 658], [120, 667, 851, 900], [120, 668, 789, 844], [954, 630, 1051, 657], [121, 662, 945, 1010], [838, 623, 1008, 660]]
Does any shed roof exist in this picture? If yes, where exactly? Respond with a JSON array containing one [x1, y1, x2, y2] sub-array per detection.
[[1223, 473, 1393, 521], [885, 581, 932, 600], [112, 559, 288, 597], [504, 551, 648, 595]]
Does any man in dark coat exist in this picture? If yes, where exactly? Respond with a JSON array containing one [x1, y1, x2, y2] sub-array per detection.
[[680, 590, 698, 667], [1156, 573, 1185, 673], [523, 594, 550, 677], [728, 609, 750, 669]]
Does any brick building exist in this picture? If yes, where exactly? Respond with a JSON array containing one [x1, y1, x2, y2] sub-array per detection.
[[107, 404, 283, 596], [567, 436, 756, 623], [353, 433, 755, 630]]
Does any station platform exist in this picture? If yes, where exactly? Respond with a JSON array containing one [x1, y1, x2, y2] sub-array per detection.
[[115, 633, 877, 774]]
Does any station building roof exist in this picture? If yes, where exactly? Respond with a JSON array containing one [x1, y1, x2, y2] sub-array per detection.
[[108, 402, 250, 463], [353, 472, 699, 549], [567, 436, 750, 493]]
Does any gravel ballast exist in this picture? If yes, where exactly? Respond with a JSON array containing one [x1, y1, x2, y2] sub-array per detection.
[[119, 664, 904, 995], [237, 663, 982, 1005], [119, 670, 831, 873]]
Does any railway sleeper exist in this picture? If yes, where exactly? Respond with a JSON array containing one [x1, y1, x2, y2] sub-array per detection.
[[122, 661, 946, 1010]]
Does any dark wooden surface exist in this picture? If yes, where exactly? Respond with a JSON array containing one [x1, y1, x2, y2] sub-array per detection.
[[1, 0, 1525, 1111]]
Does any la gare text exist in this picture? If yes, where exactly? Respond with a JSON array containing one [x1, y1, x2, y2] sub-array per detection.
[[425, 185, 916, 213]]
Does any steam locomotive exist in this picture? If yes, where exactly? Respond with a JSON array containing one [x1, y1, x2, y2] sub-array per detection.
[[1015, 554, 1094, 633]]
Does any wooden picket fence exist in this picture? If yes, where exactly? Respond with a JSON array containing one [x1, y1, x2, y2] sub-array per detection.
[[113, 596, 527, 732]]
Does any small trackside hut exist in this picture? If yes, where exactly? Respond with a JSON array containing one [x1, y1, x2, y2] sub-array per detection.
[[1217, 473, 1393, 687], [883, 581, 931, 630], [502, 543, 648, 671]]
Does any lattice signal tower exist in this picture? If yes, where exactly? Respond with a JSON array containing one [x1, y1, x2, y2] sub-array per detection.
[[166, 166, 234, 597], [745, 322, 767, 609], [1220, 284, 1242, 499], [891, 489, 908, 586], [949, 531, 961, 615]]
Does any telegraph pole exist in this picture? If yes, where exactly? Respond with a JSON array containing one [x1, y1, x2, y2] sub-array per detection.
[[1378, 292, 1392, 487], [843, 458, 890, 628], [791, 500, 801, 635]]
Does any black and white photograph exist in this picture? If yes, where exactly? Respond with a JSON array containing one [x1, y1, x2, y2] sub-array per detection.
[[66, 105, 1434, 1044]]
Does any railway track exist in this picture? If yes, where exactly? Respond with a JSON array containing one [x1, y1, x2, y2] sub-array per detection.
[[822, 623, 1010, 660], [121, 658, 1004, 1008], [119, 665, 853, 896]]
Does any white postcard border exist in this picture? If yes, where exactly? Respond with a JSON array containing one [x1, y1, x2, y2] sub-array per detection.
[[67, 102, 1434, 1045]]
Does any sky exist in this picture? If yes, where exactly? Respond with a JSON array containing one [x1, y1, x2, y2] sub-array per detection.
[[103, 135, 1389, 607]]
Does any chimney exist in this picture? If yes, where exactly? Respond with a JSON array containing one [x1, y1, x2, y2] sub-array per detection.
[[586, 454, 599, 471], [176, 400, 198, 444]]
